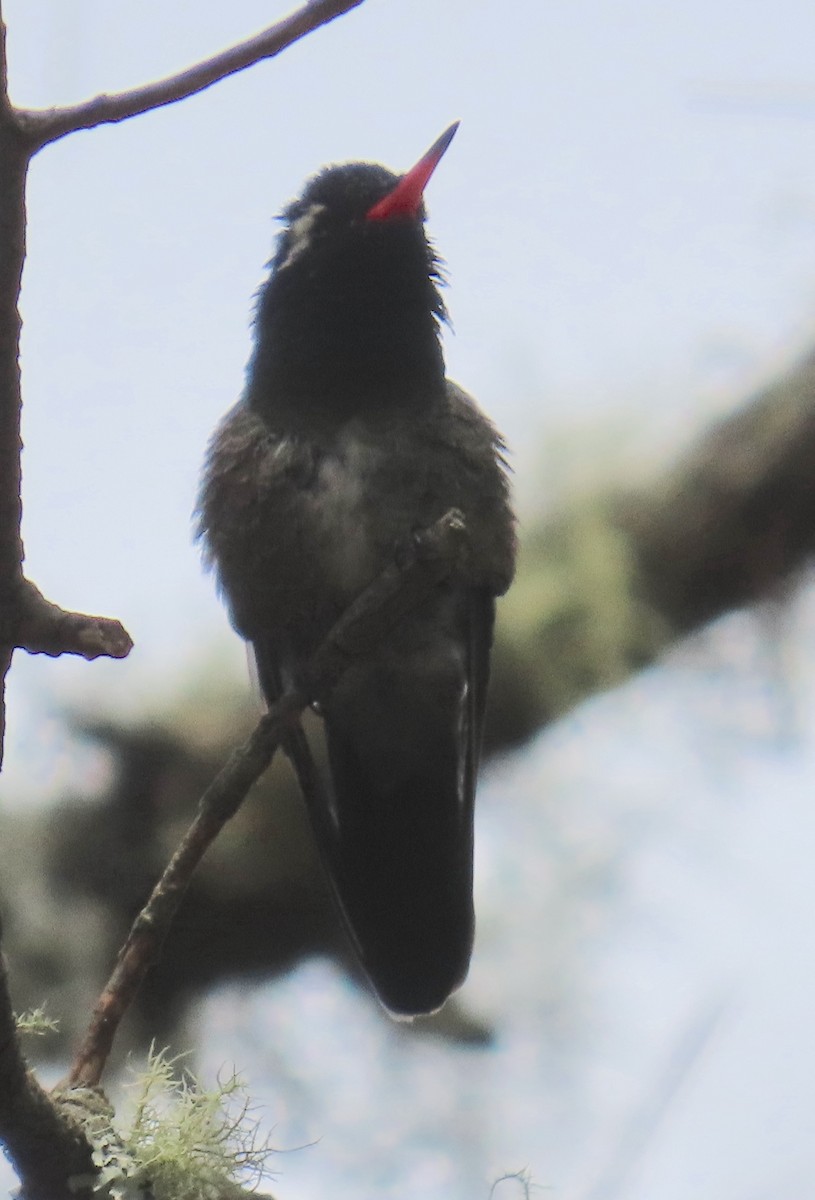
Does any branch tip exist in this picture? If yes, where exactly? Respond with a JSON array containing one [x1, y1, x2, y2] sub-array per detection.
[[5, 580, 133, 661]]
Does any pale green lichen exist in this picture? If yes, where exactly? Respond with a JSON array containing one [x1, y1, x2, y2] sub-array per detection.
[[15, 1004, 59, 1037], [120, 1046, 276, 1200], [500, 497, 669, 717], [63, 1048, 276, 1200]]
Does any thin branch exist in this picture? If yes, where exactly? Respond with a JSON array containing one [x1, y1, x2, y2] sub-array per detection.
[[68, 509, 468, 1088], [19, 0, 366, 150], [67, 693, 302, 1089]]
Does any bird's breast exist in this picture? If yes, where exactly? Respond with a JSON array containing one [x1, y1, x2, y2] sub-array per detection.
[[305, 431, 380, 598]]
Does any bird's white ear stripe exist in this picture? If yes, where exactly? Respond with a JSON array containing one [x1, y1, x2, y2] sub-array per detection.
[[278, 203, 328, 272]]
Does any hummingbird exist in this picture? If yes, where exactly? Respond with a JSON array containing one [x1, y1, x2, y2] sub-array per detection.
[[198, 124, 516, 1017]]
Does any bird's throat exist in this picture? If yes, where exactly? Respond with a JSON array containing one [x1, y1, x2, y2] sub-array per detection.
[[247, 247, 447, 427]]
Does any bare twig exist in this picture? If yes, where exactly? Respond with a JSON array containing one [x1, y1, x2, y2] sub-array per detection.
[[18, 0, 366, 150], [67, 694, 302, 1089], [68, 509, 468, 1087]]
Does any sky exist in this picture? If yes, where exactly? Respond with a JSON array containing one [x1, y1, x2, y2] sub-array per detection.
[[3, 0, 815, 1195]]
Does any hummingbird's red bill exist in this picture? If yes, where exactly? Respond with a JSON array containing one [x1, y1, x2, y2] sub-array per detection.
[[366, 121, 460, 222]]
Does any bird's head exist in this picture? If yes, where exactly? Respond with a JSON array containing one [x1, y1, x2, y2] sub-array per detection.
[[251, 124, 460, 416], [270, 122, 459, 291]]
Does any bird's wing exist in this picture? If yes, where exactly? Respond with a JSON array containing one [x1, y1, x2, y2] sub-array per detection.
[[197, 401, 332, 647]]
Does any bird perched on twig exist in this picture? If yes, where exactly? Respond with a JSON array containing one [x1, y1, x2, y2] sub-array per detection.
[[198, 124, 516, 1017]]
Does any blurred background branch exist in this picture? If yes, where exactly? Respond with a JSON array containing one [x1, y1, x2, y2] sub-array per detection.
[[488, 349, 815, 749]]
